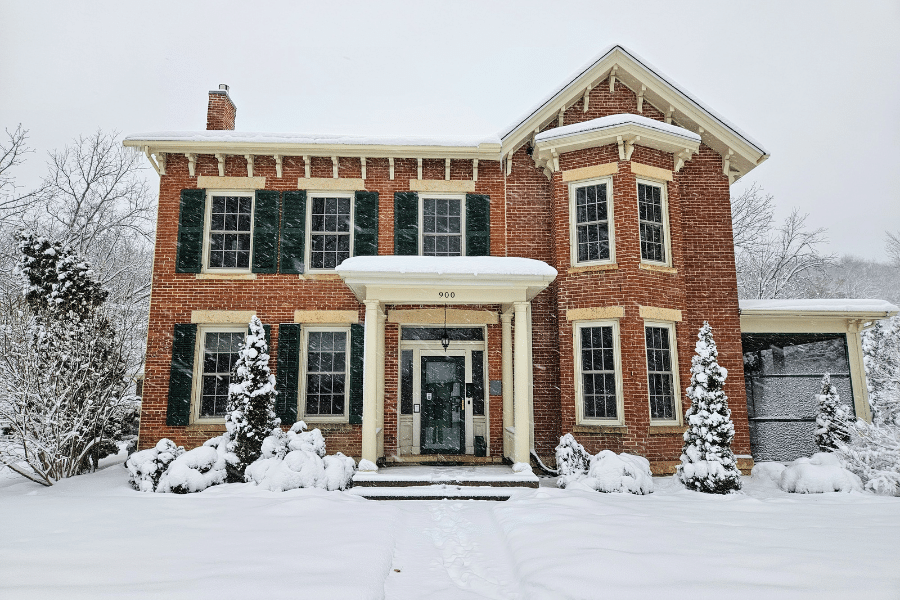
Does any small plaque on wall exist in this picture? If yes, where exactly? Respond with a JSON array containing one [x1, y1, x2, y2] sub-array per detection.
[[489, 380, 502, 396]]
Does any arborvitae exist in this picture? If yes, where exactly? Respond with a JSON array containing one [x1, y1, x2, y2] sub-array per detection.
[[677, 321, 743, 494], [814, 373, 852, 452], [225, 316, 280, 482]]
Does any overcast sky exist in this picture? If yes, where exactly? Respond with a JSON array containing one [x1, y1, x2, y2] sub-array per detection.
[[2, 0, 898, 260]]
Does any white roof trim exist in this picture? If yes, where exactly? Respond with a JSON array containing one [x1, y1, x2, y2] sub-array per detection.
[[739, 298, 899, 318], [534, 113, 700, 144]]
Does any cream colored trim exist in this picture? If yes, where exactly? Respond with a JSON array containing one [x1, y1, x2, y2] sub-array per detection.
[[191, 310, 256, 324], [197, 176, 267, 189], [568, 263, 619, 274], [195, 272, 257, 280], [388, 308, 498, 325], [639, 263, 677, 274], [296, 178, 365, 191], [639, 305, 682, 322], [573, 319, 625, 426], [409, 179, 476, 193], [298, 273, 341, 280], [643, 319, 683, 426], [740, 315, 863, 333], [568, 176, 616, 268], [630, 162, 673, 182], [561, 162, 618, 182], [293, 310, 359, 324], [190, 324, 246, 425], [566, 306, 625, 321], [301, 325, 352, 425], [635, 177, 673, 268]]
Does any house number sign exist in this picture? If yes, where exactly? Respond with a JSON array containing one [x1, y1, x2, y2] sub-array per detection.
[[438, 291, 456, 299]]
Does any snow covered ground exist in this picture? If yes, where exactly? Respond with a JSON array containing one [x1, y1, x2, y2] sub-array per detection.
[[1, 460, 898, 600]]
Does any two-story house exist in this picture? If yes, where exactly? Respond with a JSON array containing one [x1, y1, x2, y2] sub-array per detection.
[[125, 45, 893, 474]]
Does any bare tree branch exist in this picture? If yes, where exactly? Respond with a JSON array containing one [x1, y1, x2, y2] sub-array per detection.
[[731, 182, 774, 253], [887, 231, 900, 267], [0, 125, 45, 221]]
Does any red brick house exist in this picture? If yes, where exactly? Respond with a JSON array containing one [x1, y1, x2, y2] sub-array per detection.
[[126, 44, 863, 474]]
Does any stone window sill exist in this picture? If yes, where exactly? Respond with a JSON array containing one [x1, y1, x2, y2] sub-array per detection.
[[648, 425, 687, 435], [186, 422, 227, 431], [303, 421, 353, 433], [639, 263, 677, 274], [195, 272, 257, 280], [299, 273, 342, 280], [573, 424, 628, 435], [568, 263, 619, 275]]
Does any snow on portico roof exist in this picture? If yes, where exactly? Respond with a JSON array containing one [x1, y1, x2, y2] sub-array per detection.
[[739, 299, 899, 316], [534, 113, 701, 144], [337, 256, 557, 278]]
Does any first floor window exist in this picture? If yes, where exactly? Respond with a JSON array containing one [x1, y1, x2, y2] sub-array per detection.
[[579, 324, 618, 420], [304, 329, 349, 417], [645, 325, 677, 421], [422, 196, 462, 256], [574, 181, 611, 263], [199, 330, 245, 418], [208, 194, 253, 269], [638, 182, 666, 263], [309, 194, 352, 270]]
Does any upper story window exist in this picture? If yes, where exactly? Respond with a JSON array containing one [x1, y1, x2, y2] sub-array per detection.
[[637, 180, 670, 265], [422, 196, 464, 256], [308, 194, 353, 270], [569, 177, 614, 266], [195, 326, 246, 421], [644, 322, 680, 424], [574, 320, 624, 425], [206, 193, 253, 270]]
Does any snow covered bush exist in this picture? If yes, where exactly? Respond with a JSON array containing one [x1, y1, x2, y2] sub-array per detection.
[[554, 434, 653, 494], [157, 435, 230, 494], [224, 316, 280, 482], [244, 422, 354, 492], [677, 322, 743, 494], [125, 439, 184, 492], [814, 373, 852, 452], [778, 453, 862, 493], [555, 433, 591, 487], [0, 234, 139, 485]]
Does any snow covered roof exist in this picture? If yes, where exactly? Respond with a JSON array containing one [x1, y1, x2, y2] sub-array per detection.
[[124, 130, 501, 148], [336, 256, 557, 304], [739, 299, 899, 316], [500, 45, 769, 181], [534, 113, 701, 144]]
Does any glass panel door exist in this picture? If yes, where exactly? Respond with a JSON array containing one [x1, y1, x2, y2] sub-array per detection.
[[420, 355, 466, 454]]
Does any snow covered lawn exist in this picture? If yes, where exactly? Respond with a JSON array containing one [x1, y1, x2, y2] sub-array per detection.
[[1, 461, 898, 600]]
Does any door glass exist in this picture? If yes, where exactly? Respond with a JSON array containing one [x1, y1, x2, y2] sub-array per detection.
[[421, 356, 465, 454], [426, 361, 457, 383]]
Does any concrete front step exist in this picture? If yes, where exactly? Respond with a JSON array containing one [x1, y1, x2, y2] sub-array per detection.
[[348, 485, 520, 501], [352, 465, 539, 489]]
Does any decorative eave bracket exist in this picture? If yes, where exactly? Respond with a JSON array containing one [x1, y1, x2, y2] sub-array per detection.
[[184, 153, 197, 177]]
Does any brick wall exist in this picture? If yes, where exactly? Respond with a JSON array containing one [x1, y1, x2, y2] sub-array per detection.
[[206, 91, 236, 131]]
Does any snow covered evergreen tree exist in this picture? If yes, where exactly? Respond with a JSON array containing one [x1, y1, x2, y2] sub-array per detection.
[[814, 373, 852, 452], [677, 322, 742, 494], [224, 316, 280, 482]]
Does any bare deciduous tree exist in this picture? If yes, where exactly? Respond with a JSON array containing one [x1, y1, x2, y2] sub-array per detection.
[[0, 125, 44, 221], [730, 182, 774, 253], [887, 231, 900, 267]]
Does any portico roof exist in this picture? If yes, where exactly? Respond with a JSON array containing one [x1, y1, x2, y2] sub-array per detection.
[[335, 256, 557, 304]]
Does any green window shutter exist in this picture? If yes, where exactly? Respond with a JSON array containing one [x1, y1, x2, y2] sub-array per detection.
[[274, 324, 301, 426], [353, 191, 379, 256], [252, 190, 280, 273], [167, 323, 198, 426], [465, 194, 490, 256], [394, 191, 419, 255], [348, 323, 365, 424], [280, 190, 307, 274], [176, 189, 206, 273]]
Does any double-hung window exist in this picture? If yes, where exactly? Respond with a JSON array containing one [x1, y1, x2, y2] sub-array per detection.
[[302, 327, 350, 421], [644, 322, 680, 424], [575, 320, 623, 424], [308, 193, 353, 271], [637, 180, 670, 265], [569, 178, 614, 266], [205, 192, 254, 270], [194, 326, 246, 421], [421, 195, 464, 256]]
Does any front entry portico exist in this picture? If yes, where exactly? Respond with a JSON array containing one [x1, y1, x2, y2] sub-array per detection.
[[335, 256, 557, 467]]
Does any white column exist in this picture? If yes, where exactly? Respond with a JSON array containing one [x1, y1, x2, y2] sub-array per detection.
[[361, 300, 380, 464], [527, 302, 535, 451], [846, 323, 872, 422], [513, 301, 531, 464], [501, 310, 513, 458], [376, 309, 386, 457]]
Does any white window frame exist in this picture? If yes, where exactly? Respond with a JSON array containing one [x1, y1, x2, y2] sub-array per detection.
[[573, 319, 625, 426], [201, 190, 255, 273], [643, 320, 682, 426], [635, 178, 672, 268], [568, 176, 616, 267], [190, 324, 247, 424], [305, 191, 355, 273], [300, 325, 352, 423], [418, 193, 466, 256]]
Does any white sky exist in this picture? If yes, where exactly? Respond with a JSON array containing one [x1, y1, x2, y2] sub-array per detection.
[[2, 0, 898, 259]]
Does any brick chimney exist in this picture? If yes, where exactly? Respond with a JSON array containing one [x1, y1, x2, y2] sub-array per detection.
[[207, 84, 236, 130]]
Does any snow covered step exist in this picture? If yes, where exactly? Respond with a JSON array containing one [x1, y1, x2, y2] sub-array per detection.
[[347, 485, 522, 501], [351, 465, 539, 489]]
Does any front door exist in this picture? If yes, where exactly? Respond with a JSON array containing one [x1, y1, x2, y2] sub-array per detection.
[[420, 355, 465, 454]]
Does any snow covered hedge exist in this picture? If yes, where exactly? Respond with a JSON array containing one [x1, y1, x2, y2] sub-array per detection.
[[751, 453, 862, 494], [127, 422, 356, 494], [555, 433, 653, 494]]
